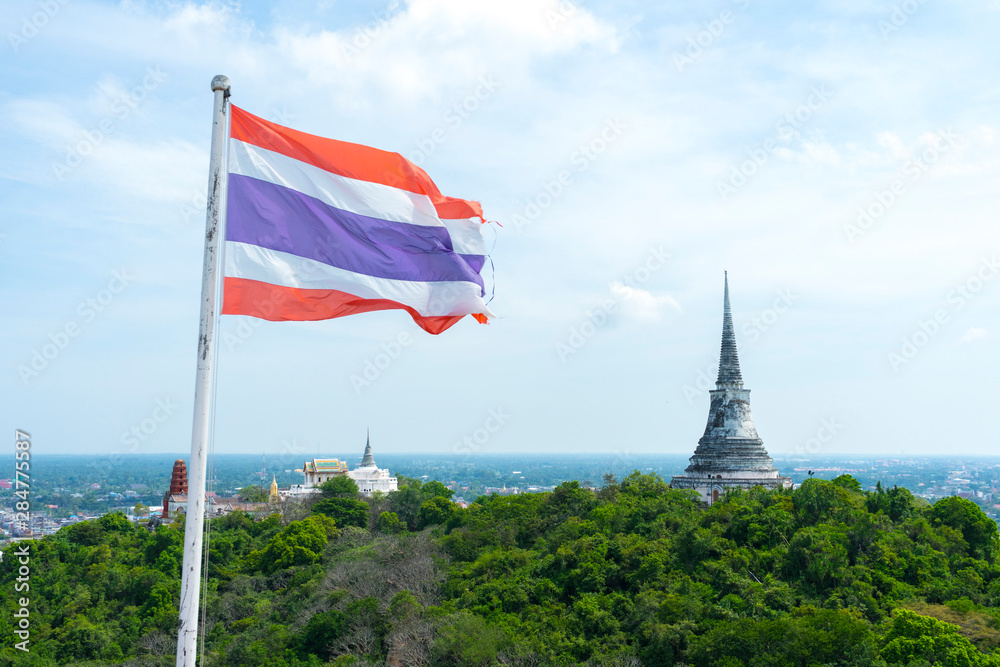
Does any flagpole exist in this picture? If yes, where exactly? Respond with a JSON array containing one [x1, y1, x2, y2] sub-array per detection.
[[176, 74, 230, 667]]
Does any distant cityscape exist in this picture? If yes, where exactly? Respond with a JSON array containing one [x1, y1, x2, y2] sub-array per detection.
[[2, 453, 999, 541]]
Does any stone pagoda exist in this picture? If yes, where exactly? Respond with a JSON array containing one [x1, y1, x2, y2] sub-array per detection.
[[162, 459, 188, 519], [671, 273, 791, 505], [360, 434, 376, 468]]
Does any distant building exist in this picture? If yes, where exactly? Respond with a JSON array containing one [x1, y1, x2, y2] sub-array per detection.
[[289, 435, 397, 498], [485, 486, 520, 496], [346, 435, 398, 496], [162, 459, 188, 519], [167, 494, 188, 517], [167, 494, 268, 517], [296, 458, 349, 487], [671, 273, 792, 505]]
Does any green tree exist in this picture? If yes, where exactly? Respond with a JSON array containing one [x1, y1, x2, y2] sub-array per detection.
[[66, 520, 104, 546], [293, 609, 347, 659], [432, 611, 512, 666], [377, 511, 403, 534], [932, 496, 999, 560], [98, 511, 132, 532], [312, 496, 369, 529], [417, 496, 457, 529], [250, 514, 338, 573], [832, 474, 863, 493], [786, 525, 849, 592], [422, 480, 455, 500], [318, 475, 359, 497], [239, 485, 269, 503], [880, 609, 1000, 666], [866, 483, 917, 522], [794, 478, 856, 526]]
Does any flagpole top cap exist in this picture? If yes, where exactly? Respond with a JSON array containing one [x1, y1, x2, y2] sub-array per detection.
[[211, 75, 231, 92]]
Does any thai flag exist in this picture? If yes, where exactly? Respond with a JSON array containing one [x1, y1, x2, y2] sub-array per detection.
[[221, 105, 494, 335]]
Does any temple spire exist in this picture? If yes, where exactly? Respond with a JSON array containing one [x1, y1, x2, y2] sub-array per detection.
[[671, 271, 791, 504], [717, 271, 743, 389], [361, 429, 375, 467]]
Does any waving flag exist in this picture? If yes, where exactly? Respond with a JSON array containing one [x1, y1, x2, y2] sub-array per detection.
[[221, 105, 493, 334]]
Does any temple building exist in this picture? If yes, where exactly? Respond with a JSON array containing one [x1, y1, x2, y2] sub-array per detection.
[[162, 459, 188, 519], [294, 458, 349, 489], [347, 434, 398, 496], [671, 273, 792, 505], [268, 475, 281, 504], [161, 458, 266, 518], [290, 435, 398, 497]]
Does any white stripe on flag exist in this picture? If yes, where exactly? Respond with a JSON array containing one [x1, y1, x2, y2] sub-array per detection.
[[225, 241, 492, 317], [442, 216, 488, 257]]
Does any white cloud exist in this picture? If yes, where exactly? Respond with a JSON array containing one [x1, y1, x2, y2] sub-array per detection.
[[609, 282, 681, 322], [799, 139, 842, 166], [4, 96, 204, 209], [274, 0, 618, 102], [961, 327, 988, 343], [876, 131, 906, 159]]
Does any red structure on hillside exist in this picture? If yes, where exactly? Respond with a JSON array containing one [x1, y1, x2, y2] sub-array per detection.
[[162, 459, 188, 519]]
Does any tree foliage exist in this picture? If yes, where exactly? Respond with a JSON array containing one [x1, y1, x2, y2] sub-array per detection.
[[318, 475, 359, 498], [4, 473, 1000, 667]]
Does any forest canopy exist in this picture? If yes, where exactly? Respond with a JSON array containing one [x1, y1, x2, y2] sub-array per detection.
[[2, 473, 1000, 666]]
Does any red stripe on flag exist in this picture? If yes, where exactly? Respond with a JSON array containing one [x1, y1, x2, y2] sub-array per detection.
[[222, 277, 466, 335], [230, 105, 484, 223]]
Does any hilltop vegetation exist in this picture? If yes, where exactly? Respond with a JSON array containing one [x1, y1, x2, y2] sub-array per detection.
[[2, 473, 1000, 666]]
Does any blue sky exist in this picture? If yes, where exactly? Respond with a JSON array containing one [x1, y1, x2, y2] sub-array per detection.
[[2, 0, 998, 464]]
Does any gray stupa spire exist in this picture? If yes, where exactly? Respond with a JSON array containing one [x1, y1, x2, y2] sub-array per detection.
[[717, 271, 743, 388], [671, 272, 791, 504], [360, 429, 375, 468]]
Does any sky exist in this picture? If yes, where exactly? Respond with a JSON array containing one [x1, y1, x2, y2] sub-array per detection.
[[2, 0, 999, 467]]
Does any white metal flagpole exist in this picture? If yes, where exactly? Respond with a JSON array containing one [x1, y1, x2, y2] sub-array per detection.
[[176, 74, 230, 667]]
